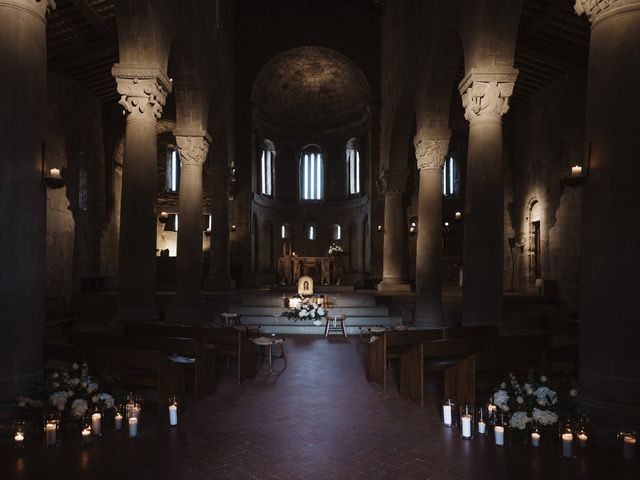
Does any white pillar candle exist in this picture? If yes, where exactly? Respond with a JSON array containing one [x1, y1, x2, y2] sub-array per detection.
[[531, 432, 541, 447], [45, 423, 57, 446], [494, 426, 505, 446], [114, 413, 123, 430], [81, 428, 91, 443], [461, 415, 472, 438], [128, 417, 138, 438], [14, 433, 24, 447], [443, 405, 452, 426], [49, 168, 61, 179], [477, 421, 486, 435], [169, 405, 178, 426], [578, 433, 588, 448], [91, 413, 102, 435], [623, 435, 636, 460], [562, 433, 574, 458], [571, 165, 582, 177]]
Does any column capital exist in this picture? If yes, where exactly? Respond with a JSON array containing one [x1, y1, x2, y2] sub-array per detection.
[[0, 0, 56, 19], [112, 64, 172, 122], [575, 0, 640, 24], [175, 133, 211, 167], [458, 67, 518, 124], [378, 169, 407, 197], [413, 128, 451, 170]]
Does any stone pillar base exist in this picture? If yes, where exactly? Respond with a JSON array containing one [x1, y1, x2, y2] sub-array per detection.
[[164, 295, 211, 325], [116, 306, 157, 324], [577, 391, 640, 447], [204, 276, 236, 291], [414, 305, 444, 328], [377, 280, 412, 292]]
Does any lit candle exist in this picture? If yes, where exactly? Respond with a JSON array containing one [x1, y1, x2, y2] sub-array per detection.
[[45, 423, 57, 446], [571, 165, 582, 177], [477, 421, 486, 435], [91, 412, 102, 436], [128, 417, 138, 438], [49, 168, 61, 179], [461, 415, 472, 438], [114, 413, 123, 430], [623, 435, 636, 460], [562, 433, 574, 458], [578, 433, 588, 448], [443, 405, 452, 426], [494, 426, 505, 446], [14, 432, 24, 447], [81, 428, 91, 443], [454, 211, 462, 221], [531, 432, 541, 448], [169, 404, 178, 426]]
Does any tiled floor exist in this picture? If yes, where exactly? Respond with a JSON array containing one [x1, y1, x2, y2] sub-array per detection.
[[2, 335, 639, 479]]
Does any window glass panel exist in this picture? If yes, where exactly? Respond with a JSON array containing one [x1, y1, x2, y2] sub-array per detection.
[[301, 147, 323, 200], [167, 149, 180, 192]]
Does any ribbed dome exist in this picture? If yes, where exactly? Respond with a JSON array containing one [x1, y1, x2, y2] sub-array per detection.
[[251, 46, 370, 131]]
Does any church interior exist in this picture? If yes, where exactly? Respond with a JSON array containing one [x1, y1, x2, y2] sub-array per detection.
[[1, 0, 639, 478]]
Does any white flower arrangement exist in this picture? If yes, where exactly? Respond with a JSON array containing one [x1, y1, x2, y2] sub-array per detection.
[[286, 296, 328, 322], [327, 243, 345, 256], [509, 411, 531, 430], [70, 398, 88, 419], [532, 408, 559, 426]]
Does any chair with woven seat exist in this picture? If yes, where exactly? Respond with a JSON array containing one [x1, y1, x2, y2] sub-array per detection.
[[324, 314, 347, 338], [251, 336, 287, 373]]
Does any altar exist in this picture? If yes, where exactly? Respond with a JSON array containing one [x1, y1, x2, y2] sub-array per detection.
[[276, 244, 346, 286]]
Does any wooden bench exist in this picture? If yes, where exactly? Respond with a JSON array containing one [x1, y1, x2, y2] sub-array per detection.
[[124, 323, 257, 385]]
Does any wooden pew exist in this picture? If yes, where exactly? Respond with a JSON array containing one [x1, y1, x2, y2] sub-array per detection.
[[124, 323, 256, 385]]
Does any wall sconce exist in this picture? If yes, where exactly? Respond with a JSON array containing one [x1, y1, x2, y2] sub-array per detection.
[[454, 211, 462, 222], [377, 224, 383, 232], [158, 212, 169, 224], [409, 217, 417, 235], [44, 167, 65, 189], [230, 224, 237, 232]]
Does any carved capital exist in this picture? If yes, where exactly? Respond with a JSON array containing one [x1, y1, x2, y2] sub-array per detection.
[[458, 68, 518, 124], [112, 64, 172, 121], [378, 169, 407, 197], [413, 129, 451, 170], [0, 0, 56, 18], [574, 0, 638, 24], [175, 133, 211, 168]]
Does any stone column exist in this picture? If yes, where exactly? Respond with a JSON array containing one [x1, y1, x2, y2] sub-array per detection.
[[112, 64, 171, 322], [205, 165, 235, 289], [574, 0, 640, 437], [377, 169, 410, 292], [412, 129, 451, 326], [165, 133, 211, 324], [459, 68, 517, 327], [0, 0, 54, 416]]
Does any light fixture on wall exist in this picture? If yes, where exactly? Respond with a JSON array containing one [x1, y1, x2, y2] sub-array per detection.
[[230, 224, 237, 232], [377, 224, 383, 232], [454, 211, 462, 222], [158, 211, 169, 224], [41, 142, 66, 189], [409, 217, 417, 235]]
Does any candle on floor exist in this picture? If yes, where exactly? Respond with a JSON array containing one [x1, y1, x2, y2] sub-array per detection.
[[81, 427, 92, 444], [115, 413, 123, 431], [531, 432, 541, 448], [443, 405, 453, 427], [578, 433, 588, 448], [128, 417, 138, 438], [461, 415, 472, 439], [623, 435, 636, 460], [91, 412, 102, 436], [562, 433, 574, 458], [494, 426, 505, 446], [169, 404, 178, 426], [477, 421, 486, 435], [571, 165, 582, 177], [14, 432, 24, 448], [45, 423, 57, 446]]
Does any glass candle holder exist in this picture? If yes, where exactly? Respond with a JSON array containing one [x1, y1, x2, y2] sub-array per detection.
[[486, 400, 498, 428], [560, 422, 575, 459], [459, 404, 474, 439], [494, 412, 511, 448], [43, 413, 60, 447], [530, 423, 541, 448], [14, 421, 26, 449], [114, 404, 124, 431], [476, 407, 487, 437], [91, 407, 102, 437], [128, 416, 139, 439], [81, 417, 92, 445], [442, 398, 456, 428], [618, 431, 637, 460], [169, 395, 179, 426]]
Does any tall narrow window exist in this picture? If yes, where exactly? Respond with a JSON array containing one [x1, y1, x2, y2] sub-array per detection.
[[346, 138, 360, 195], [281, 224, 290, 239], [307, 224, 316, 240], [442, 157, 458, 196], [332, 224, 341, 240], [166, 148, 180, 193], [301, 146, 323, 200], [260, 140, 275, 196]]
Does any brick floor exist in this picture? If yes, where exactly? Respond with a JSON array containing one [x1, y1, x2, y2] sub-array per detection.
[[2, 335, 639, 479]]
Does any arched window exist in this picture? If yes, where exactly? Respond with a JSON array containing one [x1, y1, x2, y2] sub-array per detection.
[[166, 147, 180, 193], [442, 157, 459, 196], [346, 138, 360, 195], [280, 223, 290, 239], [300, 146, 323, 200], [332, 224, 341, 241], [307, 224, 316, 240], [260, 139, 275, 196]]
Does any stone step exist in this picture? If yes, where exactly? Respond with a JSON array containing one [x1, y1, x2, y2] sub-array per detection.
[[239, 316, 401, 326], [256, 325, 390, 335], [240, 295, 377, 308], [230, 305, 389, 316]]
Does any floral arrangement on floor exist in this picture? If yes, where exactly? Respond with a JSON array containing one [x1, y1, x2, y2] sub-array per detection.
[[286, 295, 328, 322], [16, 362, 121, 432], [327, 243, 346, 256], [491, 371, 578, 434]]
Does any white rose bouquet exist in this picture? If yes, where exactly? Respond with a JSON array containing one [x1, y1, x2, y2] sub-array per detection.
[[286, 296, 328, 322]]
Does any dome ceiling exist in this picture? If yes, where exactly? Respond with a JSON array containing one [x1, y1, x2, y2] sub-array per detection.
[[251, 46, 371, 132]]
